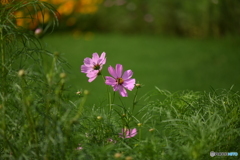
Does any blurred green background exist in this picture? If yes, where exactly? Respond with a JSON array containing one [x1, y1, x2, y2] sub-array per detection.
[[41, 0, 240, 105]]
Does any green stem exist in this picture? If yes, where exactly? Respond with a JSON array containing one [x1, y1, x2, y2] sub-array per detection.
[[20, 76, 39, 157], [101, 74, 112, 116], [71, 92, 87, 122], [0, 20, 6, 151], [0, 24, 5, 94], [139, 126, 142, 141], [132, 87, 139, 113]]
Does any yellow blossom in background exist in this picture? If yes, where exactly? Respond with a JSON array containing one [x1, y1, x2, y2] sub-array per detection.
[[12, 0, 103, 30], [50, 0, 68, 5], [36, 11, 50, 24], [1, 0, 11, 5], [15, 11, 25, 27], [75, 0, 102, 14], [57, 0, 76, 16]]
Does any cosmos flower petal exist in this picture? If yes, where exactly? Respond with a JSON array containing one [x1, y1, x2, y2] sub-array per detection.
[[88, 76, 97, 82], [115, 64, 123, 78], [81, 65, 92, 73], [92, 53, 100, 64], [119, 128, 137, 138], [119, 85, 128, 97], [100, 52, 106, 59], [113, 84, 119, 91], [87, 71, 98, 82], [122, 70, 133, 80], [83, 57, 93, 66], [105, 76, 117, 86], [122, 78, 135, 91], [129, 128, 137, 137], [99, 52, 106, 64], [108, 66, 117, 78]]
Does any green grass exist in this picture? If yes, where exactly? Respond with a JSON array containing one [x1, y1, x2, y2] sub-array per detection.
[[1, 31, 240, 159], [42, 33, 240, 106]]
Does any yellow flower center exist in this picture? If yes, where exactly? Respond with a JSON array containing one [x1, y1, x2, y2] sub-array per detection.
[[117, 78, 124, 85]]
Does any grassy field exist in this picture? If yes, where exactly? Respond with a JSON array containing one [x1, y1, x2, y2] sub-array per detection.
[[43, 33, 240, 105], [1, 32, 240, 159]]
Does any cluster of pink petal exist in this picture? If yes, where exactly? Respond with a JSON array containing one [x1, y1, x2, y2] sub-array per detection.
[[81, 52, 106, 82], [105, 64, 135, 97], [76, 144, 83, 150], [107, 138, 116, 143], [119, 128, 137, 138]]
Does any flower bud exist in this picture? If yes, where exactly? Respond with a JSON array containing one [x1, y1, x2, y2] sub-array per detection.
[[83, 90, 89, 95], [114, 153, 122, 159], [125, 156, 133, 160], [135, 83, 143, 88], [18, 69, 25, 77], [149, 128, 155, 132], [137, 123, 142, 127], [76, 91, 81, 95], [60, 72, 66, 79], [54, 52, 60, 57], [97, 116, 102, 120], [34, 28, 43, 37]]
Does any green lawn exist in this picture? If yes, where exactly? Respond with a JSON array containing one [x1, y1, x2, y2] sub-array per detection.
[[42, 33, 240, 105]]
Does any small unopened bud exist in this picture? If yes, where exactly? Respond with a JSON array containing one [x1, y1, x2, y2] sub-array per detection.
[[114, 153, 122, 159], [83, 90, 89, 95], [149, 128, 155, 132], [97, 116, 102, 120], [137, 123, 142, 127], [60, 73, 66, 79], [54, 52, 60, 57], [34, 28, 43, 37], [18, 69, 25, 77], [125, 156, 133, 160], [122, 114, 126, 117], [76, 91, 81, 95], [135, 83, 141, 88]]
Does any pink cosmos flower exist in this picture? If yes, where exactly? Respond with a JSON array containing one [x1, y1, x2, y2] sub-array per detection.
[[81, 52, 106, 82], [119, 128, 137, 138], [105, 64, 135, 97]]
